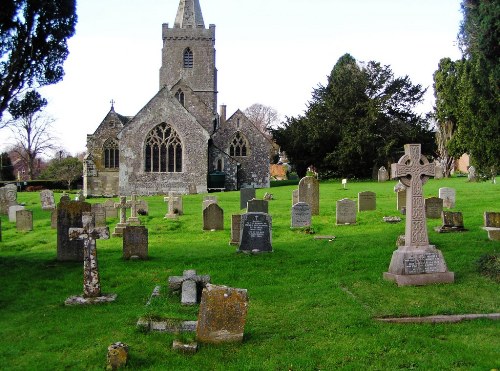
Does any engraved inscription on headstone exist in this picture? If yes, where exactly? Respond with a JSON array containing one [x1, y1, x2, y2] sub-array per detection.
[[358, 191, 376, 211], [238, 212, 272, 253], [291, 202, 311, 228], [404, 253, 441, 274]]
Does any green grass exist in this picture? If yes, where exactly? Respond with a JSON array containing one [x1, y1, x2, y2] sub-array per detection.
[[0, 177, 499, 370]]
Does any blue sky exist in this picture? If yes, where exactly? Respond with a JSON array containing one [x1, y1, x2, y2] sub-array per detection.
[[5, 0, 464, 154]]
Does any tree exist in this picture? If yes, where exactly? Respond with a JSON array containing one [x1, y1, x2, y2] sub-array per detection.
[[8, 90, 56, 180], [244, 103, 280, 136], [39, 155, 82, 190], [0, 0, 77, 123], [0, 152, 15, 181]]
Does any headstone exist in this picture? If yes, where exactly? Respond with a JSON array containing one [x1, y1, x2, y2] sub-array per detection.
[[107, 342, 129, 370], [468, 166, 477, 182], [342, 179, 348, 189], [247, 199, 269, 213], [202, 195, 218, 210], [0, 184, 18, 214], [434, 162, 444, 179], [40, 189, 56, 210], [230, 214, 242, 245], [435, 211, 467, 233], [238, 212, 272, 253], [196, 284, 249, 344], [292, 189, 299, 206], [57, 200, 91, 262], [384, 143, 454, 286], [188, 183, 197, 194], [123, 226, 148, 260], [298, 176, 319, 215], [483, 212, 500, 241], [358, 191, 376, 211], [378, 166, 389, 182], [168, 270, 211, 305], [425, 197, 443, 219], [439, 187, 456, 209], [240, 188, 256, 210], [60, 192, 70, 203], [112, 196, 130, 237], [336, 199, 356, 225], [16, 210, 33, 231], [103, 199, 118, 218], [203, 203, 223, 230], [51, 209, 57, 229], [8, 205, 25, 222], [164, 192, 182, 219], [394, 181, 407, 211], [137, 200, 148, 215], [291, 202, 312, 228], [91, 203, 106, 227], [126, 194, 141, 225], [75, 189, 85, 202]]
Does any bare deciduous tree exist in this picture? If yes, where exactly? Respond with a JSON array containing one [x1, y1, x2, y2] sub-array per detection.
[[244, 103, 280, 136]]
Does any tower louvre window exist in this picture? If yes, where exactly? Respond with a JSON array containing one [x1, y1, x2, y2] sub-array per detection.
[[103, 138, 119, 169], [183, 48, 193, 68], [145, 123, 183, 173]]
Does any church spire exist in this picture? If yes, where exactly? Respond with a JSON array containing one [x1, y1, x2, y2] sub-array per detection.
[[174, 0, 205, 29]]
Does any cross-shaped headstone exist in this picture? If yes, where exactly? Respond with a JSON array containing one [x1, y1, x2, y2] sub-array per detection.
[[69, 212, 109, 298], [114, 196, 130, 225], [164, 192, 180, 219], [168, 270, 211, 305], [126, 194, 141, 225], [391, 144, 435, 247]]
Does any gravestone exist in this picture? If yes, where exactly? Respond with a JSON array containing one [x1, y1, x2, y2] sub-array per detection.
[[91, 203, 106, 227], [112, 196, 130, 237], [394, 182, 407, 211], [358, 191, 376, 211], [40, 189, 56, 210], [247, 199, 268, 213], [196, 284, 249, 344], [384, 143, 454, 286], [483, 212, 500, 241], [51, 209, 57, 228], [126, 194, 142, 225], [468, 166, 477, 182], [263, 192, 273, 201], [342, 178, 348, 189], [425, 197, 443, 219], [123, 226, 148, 260], [202, 195, 218, 210], [439, 187, 456, 209], [434, 162, 444, 179], [8, 205, 25, 222], [188, 183, 197, 194], [435, 211, 467, 233], [240, 188, 256, 210], [336, 199, 356, 225], [107, 342, 129, 370], [59, 193, 70, 203], [203, 203, 223, 230], [103, 199, 118, 218], [291, 202, 312, 228], [164, 192, 182, 219], [16, 210, 33, 231], [298, 176, 319, 215], [168, 270, 211, 305], [0, 184, 18, 214], [137, 200, 148, 215], [238, 212, 272, 253], [292, 189, 299, 206], [378, 166, 389, 182], [230, 214, 242, 245], [75, 190, 85, 202], [57, 200, 91, 261]]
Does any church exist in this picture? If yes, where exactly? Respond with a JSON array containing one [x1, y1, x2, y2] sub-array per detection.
[[83, 0, 271, 197]]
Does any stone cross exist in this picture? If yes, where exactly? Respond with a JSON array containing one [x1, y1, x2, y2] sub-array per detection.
[[114, 196, 130, 225], [164, 192, 180, 219], [391, 144, 435, 247], [168, 270, 211, 305], [69, 212, 109, 298], [126, 194, 141, 225]]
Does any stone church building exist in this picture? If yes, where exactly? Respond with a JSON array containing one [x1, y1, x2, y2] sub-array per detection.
[[84, 0, 271, 197]]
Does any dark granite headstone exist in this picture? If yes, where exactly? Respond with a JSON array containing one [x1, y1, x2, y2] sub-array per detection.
[[240, 188, 256, 210], [123, 226, 148, 260], [425, 197, 443, 219], [57, 200, 91, 261], [238, 212, 272, 253], [246, 199, 268, 213]]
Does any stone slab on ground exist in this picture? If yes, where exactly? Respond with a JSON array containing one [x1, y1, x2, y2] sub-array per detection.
[[65, 294, 117, 305], [377, 313, 500, 323]]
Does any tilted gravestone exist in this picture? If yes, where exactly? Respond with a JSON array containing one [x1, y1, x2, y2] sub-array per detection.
[[336, 198, 356, 225], [439, 187, 456, 209], [203, 203, 223, 230], [40, 189, 56, 210], [435, 211, 467, 233], [123, 226, 148, 260], [240, 188, 256, 210], [196, 284, 249, 344], [16, 210, 33, 231], [358, 191, 376, 211], [425, 197, 443, 219], [247, 199, 268, 213], [230, 214, 242, 246], [168, 270, 211, 306], [298, 176, 319, 215], [483, 212, 500, 241], [384, 144, 454, 286], [291, 202, 311, 228], [9, 205, 25, 222], [238, 212, 272, 253], [378, 166, 389, 182], [91, 203, 106, 227], [57, 199, 91, 262], [0, 184, 18, 215]]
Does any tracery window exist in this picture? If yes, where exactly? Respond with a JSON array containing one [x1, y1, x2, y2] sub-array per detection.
[[103, 138, 119, 169], [229, 132, 249, 157], [145, 123, 183, 173], [175, 89, 185, 106], [183, 48, 193, 68]]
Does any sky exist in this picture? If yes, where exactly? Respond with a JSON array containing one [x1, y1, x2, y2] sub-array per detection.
[[2, 0, 464, 155]]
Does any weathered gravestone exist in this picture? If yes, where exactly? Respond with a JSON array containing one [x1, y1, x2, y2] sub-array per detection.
[[292, 189, 299, 206], [91, 203, 106, 227], [238, 212, 272, 253], [40, 189, 56, 210], [439, 187, 456, 209], [240, 188, 256, 210], [164, 192, 182, 219], [230, 214, 242, 245], [112, 196, 130, 237], [202, 195, 218, 210], [336, 198, 356, 225], [378, 166, 389, 182], [203, 203, 223, 230], [188, 183, 197, 195], [435, 211, 467, 233], [394, 184, 407, 212], [358, 191, 376, 211], [16, 210, 33, 231], [291, 202, 312, 228], [75, 189, 85, 202], [51, 209, 57, 229], [0, 184, 18, 215], [298, 176, 319, 215], [126, 194, 142, 225], [57, 199, 91, 261], [8, 205, 25, 222], [196, 284, 249, 344], [103, 199, 118, 218], [168, 270, 211, 305], [384, 144, 454, 286], [137, 199, 149, 215], [468, 166, 477, 182], [425, 197, 443, 219], [247, 199, 268, 213], [65, 212, 116, 304], [483, 212, 500, 241], [123, 226, 148, 260], [107, 342, 129, 370], [434, 162, 444, 179]]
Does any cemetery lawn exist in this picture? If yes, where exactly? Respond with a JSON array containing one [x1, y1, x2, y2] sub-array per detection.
[[0, 178, 499, 370]]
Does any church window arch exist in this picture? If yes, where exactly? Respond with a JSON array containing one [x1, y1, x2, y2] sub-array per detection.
[[103, 138, 119, 169], [183, 48, 193, 68], [144, 123, 183, 173], [229, 132, 249, 157], [175, 89, 185, 106]]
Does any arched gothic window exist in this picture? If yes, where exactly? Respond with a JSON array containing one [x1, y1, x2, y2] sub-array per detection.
[[175, 89, 185, 106], [229, 132, 249, 157], [183, 48, 193, 68], [145, 123, 183, 173], [103, 138, 119, 169]]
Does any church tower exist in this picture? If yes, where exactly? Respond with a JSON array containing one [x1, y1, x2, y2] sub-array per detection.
[[159, 0, 217, 114]]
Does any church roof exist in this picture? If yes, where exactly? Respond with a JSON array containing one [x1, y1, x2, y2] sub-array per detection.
[[174, 0, 205, 29]]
